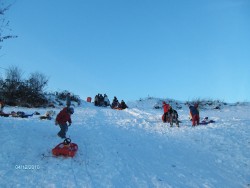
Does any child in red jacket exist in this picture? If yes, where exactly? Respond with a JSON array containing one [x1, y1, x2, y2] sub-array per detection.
[[55, 107, 74, 138]]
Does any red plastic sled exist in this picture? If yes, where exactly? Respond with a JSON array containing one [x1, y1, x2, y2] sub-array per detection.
[[52, 138, 78, 157], [112, 107, 124, 110]]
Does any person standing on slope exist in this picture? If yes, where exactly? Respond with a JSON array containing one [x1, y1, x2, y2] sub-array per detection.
[[162, 101, 171, 123], [66, 93, 71, 108], [55, 107, 74, 138], [189, 103, 200, 126]]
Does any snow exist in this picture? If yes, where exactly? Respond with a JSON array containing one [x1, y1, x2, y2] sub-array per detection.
[[0, 98, 249, 188]]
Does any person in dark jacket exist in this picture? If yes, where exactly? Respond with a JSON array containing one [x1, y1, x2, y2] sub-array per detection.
[[55, 107, 74, 138], [94, 95, 99, 106], [189, 103, 199, 126], [111, 96, 119, 109], [104, 94, 110, 107], [119, 100, 128, 109], [99, 94, 104, 106]]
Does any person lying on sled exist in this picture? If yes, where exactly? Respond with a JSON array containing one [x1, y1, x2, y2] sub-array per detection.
[[199, 117, 215, 125]]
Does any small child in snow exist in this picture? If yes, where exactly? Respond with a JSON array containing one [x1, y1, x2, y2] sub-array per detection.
[[189, 103, 200, 126], [55, 107, 74, 138]]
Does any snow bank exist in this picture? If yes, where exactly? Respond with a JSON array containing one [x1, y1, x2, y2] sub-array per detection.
[[0, 99, 249, 187]]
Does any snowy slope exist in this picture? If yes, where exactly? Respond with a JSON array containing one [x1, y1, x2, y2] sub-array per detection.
[[0, 99, 249, 188]]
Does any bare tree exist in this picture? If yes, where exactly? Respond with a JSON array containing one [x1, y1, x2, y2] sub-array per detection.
[[0, 66, 50, 107], [2, 65, 23, 104], [28, 72, 49, 93], [0, 0, 17, 49], [5, 65, 23, 82]]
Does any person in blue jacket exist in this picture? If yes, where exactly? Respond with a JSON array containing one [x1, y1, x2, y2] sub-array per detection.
[[189, 103, 200, 126]]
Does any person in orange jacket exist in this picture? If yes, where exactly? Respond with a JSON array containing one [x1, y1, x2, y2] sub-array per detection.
[[162, 101, 171, 123], [55, 107, 74, 138]]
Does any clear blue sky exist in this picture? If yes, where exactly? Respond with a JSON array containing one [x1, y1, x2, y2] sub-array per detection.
[[1, 0, 250, 102]]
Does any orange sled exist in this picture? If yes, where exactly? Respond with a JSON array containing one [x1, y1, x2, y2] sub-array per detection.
[[52, 138, 78, 157]]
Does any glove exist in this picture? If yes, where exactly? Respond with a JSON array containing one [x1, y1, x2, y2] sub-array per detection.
[[68, 123, 71, 127], [55, 121, 58, 125]]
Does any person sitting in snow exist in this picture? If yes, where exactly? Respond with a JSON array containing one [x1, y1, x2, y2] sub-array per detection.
[[55, 107, 74, 139], [189, 103, 200, 126], [103, 94, 110, 107], [111, 96, 119, 109], [162, 101, 171, 123], [0, 99, 5, 114], [94, 95, 99, 106], [99, 94, 104, 106], [40, 110, 55, 120], [119, 100, 128, 109], [199, 117, 215, 125]]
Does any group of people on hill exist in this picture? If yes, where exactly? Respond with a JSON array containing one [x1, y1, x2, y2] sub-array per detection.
[[162, 101, 200, 127], [111, 96, 128, 109], [162, 101, 180, 127], [55, 97, 213, 139], [93, 94, 128, 110], [94, 93, 110, 107], [162, 101, 215, 127], [1, 92, 214, 139]]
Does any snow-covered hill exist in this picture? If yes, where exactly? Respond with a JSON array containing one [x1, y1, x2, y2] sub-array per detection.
[[0, 98, 249, 187]]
